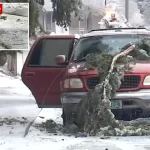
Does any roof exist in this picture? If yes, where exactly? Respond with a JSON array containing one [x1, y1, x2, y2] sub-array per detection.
[[81, 28, 150, 38]]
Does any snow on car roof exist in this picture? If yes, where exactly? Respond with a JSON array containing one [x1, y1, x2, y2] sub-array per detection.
[[81, 29, 150, 37]]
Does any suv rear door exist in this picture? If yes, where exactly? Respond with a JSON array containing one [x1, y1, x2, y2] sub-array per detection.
[[21, 35, 75, 108]]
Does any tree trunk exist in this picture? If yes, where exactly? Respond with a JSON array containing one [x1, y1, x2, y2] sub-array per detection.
[[29, 0, 37, 37]]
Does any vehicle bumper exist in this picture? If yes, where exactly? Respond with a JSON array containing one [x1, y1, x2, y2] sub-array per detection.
[[61, 89, 150, 116]]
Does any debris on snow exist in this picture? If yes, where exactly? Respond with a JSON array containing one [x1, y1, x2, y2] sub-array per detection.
[[34, 119, 80, 136]]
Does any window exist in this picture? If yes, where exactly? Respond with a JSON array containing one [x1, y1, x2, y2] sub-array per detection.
[[73, 34, 150, 60], [28, 38, 73, 67]]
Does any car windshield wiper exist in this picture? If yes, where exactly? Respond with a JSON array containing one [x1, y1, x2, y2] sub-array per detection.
[[73, 57, 86, 62]]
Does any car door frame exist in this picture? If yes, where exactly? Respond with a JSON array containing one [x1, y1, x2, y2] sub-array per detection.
[[21, 35, 76, 108]]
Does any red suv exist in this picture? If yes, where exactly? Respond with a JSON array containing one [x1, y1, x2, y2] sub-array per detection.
[[22, 28, 150, 125]]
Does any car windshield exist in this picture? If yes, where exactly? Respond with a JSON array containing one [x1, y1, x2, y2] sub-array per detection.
[[73, 34, 150, 60]]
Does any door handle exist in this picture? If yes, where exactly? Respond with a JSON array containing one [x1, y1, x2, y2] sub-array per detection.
[[25, 72, 35, 76]]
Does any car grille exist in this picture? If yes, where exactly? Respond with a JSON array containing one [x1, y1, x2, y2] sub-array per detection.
[[86, 75, 141, 90]]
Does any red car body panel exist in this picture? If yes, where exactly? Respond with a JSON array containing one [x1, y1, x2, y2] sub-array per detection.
[[21, 35, 75, 108], [64, 61, 150, 92]]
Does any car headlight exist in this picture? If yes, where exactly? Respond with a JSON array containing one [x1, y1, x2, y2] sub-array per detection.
[[143, 76, 150, 85], [64, 78, 83, 89]]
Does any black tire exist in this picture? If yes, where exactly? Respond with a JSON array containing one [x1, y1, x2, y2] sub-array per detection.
[[62, 109, 74, 126], [62, 109, 66, 126]]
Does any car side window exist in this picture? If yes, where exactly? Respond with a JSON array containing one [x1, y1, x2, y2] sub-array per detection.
[[28, 38, 73, 67]]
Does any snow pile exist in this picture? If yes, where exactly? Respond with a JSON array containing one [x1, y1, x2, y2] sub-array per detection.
[[3, 3, 28, 9], [97, 118, 150, 137], [3, 3, 29, 17], [0, 68, 31, 96], [0, 74, 23, 88]]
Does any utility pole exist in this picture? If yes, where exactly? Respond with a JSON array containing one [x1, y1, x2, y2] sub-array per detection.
[[105, 0, 107, 6], [86, 7, 92, 31], [125, 0, 129, 22]]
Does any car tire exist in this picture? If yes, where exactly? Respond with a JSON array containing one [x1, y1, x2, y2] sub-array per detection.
[[62, 109, 74, 126], [62, 109, 66, 126]]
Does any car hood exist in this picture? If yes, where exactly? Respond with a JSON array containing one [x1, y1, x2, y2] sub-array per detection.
[[68, 60, 150, 75], [131, 61, 150, 73]]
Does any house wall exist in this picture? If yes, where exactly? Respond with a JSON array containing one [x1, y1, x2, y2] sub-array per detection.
[[7, 52, 17, 76], [16, 52, 22, 75], [38, 0, 56, 32], [17, 51, 29, 75], [0, 50, 29, 76], [38, 8, 55, 33], [69, 14, 103, 34]]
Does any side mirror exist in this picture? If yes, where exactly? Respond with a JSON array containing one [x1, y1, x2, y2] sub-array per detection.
[[55, 55, 67, 65]]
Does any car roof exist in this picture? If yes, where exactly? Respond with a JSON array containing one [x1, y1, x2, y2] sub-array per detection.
[[81, 28, 150, 38]]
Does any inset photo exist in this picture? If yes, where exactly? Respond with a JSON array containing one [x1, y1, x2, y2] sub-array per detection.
[[0, 3, 29, 50]]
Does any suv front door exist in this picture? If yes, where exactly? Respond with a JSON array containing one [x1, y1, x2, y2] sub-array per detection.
[[21, 35, 75, 108]]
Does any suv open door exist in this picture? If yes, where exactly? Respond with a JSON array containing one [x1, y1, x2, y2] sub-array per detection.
[[21, 35, 75, 108]]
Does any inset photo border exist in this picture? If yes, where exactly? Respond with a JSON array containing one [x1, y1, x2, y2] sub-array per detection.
[[0, 3, 29, 50]]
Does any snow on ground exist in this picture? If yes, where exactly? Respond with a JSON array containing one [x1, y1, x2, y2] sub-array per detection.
[[1, 72, 150, 150], [0, 3, 29, 50], [3, 3, 28, 17], [0, 71, 31, 96], [3, 3, 28, 9], [0, 14, 28, 29]]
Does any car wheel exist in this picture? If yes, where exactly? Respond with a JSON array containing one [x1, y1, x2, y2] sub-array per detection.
[[62, 109, 74, 126], [62, 109, 66, 126]]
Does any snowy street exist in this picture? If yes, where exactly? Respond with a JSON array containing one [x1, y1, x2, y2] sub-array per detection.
[[1, 0, 150, 149], [1, 71, 150, 150]]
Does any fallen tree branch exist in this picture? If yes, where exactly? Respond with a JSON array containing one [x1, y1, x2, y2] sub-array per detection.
[[75, 43, 136, 135]]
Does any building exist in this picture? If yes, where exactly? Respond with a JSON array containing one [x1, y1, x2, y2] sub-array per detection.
[[0, 51, 29, 76], [38, 0, 104, 34], [16, 51, 29, 75], [37, 0, 54, 33]]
